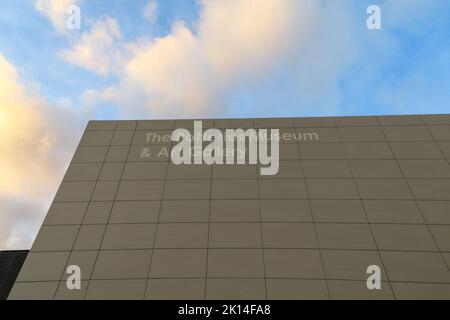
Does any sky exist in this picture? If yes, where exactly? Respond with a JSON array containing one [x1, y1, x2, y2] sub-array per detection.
[[0, 0, 449, 250]]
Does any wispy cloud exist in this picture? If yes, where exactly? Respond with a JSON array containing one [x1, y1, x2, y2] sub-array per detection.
[[61, 17, 126, 76], [34, 0, 78, 33], [143, 0, 158, 23]]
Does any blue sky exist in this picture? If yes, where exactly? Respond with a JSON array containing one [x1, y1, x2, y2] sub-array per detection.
[[0, 0, 449, 250]]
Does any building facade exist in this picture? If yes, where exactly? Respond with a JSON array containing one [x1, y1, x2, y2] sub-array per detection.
[[8, 115, 450, 300], [0, 251, 28, 300]]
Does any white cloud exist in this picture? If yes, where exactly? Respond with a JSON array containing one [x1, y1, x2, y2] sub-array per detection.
[[34, 0, 78, 33], [80, 0, 359, 118], [61, 17, 126, 76], [0, 53, 82, 250], [48, 0, 450, 117], [144, 0, 158, 23]]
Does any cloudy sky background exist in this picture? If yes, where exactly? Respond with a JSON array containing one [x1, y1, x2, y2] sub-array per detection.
[[0, 0, 449, 250]]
